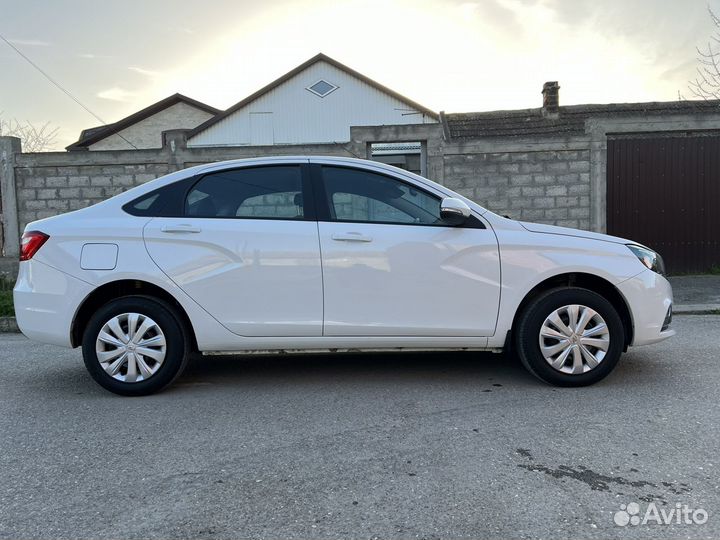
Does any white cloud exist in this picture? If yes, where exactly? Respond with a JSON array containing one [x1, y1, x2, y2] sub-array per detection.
[[128, 66, 161, 78], [78, 53, 112, 59], [97, 87, 136, 102], [8, 38, 51, 47]]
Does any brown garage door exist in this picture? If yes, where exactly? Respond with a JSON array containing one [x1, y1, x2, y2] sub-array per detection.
[[607, 132, 720, 274]]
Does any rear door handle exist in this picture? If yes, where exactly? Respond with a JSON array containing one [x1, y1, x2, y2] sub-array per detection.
[[331, 232, 373, 242], [161, 224, 202, 234]]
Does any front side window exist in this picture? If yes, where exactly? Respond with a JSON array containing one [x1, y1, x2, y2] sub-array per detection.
[[185, 166, 304, 219], [321, 166, 442, 225]]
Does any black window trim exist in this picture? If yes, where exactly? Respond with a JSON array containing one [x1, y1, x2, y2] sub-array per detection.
[[122, 175, 196, 217], [124, 163, 316, 221], [184, 163, 316, 221], [311, 164, 485, 229]]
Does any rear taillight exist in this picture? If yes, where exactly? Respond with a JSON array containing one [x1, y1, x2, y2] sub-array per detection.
[[20, 231, 49, 261]]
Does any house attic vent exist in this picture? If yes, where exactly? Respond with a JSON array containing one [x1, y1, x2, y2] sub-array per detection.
[[307, 79, 338, 97]]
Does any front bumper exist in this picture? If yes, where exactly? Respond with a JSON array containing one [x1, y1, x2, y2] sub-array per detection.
[[617, 270, 675, 346], [14, 259, 93, 348]]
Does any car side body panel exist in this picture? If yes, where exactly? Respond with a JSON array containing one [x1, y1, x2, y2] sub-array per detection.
[[14, 156, 673, 356], [318, 221, 500, 337], [143, 217, 324, 337], [479, 214, 662, 348], [19, 210, 247, 350], [14, 259, 93, 347], [616, 270, 675, 346]]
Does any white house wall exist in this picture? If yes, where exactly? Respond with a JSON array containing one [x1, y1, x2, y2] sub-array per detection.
[[89, 102, 215, 151], [188, 61, 436, 147]]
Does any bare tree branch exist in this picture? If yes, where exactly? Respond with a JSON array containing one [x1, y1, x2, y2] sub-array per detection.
[[687, 6, 720, 100], [0, 112, 59, 152]]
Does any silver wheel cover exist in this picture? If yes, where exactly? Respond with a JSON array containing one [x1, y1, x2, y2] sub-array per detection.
[[95, 312, 167, 383], [538, 304, 610, 375]]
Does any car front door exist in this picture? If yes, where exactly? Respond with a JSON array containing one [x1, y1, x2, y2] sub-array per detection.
[[314, 163, 501, 337], [143, 163, 323, 337]]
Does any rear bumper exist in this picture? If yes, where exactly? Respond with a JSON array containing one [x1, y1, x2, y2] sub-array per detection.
[[617, 270, 675, 346], [13, 260, 93, 348]]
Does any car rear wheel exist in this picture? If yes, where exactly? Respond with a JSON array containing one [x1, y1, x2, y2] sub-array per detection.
[[81, 296, 189, 396], [514, 287, 625, 386]]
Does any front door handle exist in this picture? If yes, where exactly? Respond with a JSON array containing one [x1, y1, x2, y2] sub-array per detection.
[[331, 232, 373, 242], [161, 224, 202, 234]]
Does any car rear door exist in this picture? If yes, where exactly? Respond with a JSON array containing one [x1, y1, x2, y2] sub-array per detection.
[[143, 162, 323, 337], [313, 163, 501, 337]]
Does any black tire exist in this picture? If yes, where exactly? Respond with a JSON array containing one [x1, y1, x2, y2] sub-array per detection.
[[81, 296, 190, 396], [514, 287, 625, 387]]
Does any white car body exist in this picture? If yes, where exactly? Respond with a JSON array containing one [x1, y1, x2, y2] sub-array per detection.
[[14, 156, 674, 388]]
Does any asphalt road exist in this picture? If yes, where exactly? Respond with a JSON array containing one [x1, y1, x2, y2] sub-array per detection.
[[1, 315, 718, 540]]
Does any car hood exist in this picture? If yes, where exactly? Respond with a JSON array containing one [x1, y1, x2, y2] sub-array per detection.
[[519, 221, 632, 245]]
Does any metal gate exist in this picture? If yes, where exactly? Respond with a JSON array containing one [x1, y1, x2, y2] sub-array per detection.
[[607, 132, 720, 274]]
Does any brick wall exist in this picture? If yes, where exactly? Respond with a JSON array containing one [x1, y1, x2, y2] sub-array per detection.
[[442, 147, 591, 230]]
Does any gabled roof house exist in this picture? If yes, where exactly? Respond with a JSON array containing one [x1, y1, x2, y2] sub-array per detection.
[[66, 94, 220, 151], [186, 53, 438, 147], [68, 54, 437, 151]]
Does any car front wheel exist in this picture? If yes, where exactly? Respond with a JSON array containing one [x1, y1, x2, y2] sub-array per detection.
[[81, 296, 190, 396], [514, 287, 625, 386]]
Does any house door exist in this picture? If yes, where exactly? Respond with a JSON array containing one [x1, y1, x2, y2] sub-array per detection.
[[250, 112, 274, 145]]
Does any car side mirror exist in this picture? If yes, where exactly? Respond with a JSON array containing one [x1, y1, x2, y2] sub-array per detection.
[[440, 197, 472, 226]]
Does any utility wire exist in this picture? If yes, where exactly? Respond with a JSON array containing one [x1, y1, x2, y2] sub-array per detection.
[[0, 31, 138, 149]]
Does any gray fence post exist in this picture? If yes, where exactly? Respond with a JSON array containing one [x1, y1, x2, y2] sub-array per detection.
[[0, 136, 21, 257], [162, 129, 189, 172]]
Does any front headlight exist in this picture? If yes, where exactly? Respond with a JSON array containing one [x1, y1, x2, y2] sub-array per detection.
[[627, 244, 666, 275]]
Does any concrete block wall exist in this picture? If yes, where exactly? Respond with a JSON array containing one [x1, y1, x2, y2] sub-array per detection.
[[349, 125, 596, 230], [442, 146, 591, 230], [2, 126, 605, 260], [14, 162, 173, 228], [5, 110, 720, 260], [5, 132, 357, 243], [1, 126, 600, 258], [233, 192, 302, 218]]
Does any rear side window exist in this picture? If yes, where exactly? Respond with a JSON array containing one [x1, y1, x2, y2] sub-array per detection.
[[127, 192, 160, 214], [123, 183, 185, 217], [185, 166, 304, 219]]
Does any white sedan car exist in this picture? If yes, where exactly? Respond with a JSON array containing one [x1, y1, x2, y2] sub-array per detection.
[[14, 156, 674, 395]]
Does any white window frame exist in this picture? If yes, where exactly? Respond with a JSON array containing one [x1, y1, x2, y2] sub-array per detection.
[[305, 79, 339, 98]]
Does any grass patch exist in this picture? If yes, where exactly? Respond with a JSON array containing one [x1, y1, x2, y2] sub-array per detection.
[[669, 264, 720, 276], [0, 279, 14, 317]]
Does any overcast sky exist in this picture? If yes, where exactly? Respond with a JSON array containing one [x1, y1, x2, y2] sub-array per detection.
[[0, 0, 716, 149]]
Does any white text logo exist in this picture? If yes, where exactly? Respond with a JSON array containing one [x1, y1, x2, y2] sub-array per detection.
[[614, 502, 708, 526]]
